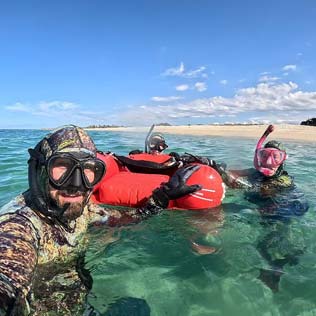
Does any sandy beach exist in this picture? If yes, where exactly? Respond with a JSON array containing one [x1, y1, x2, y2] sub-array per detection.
[[87, 124, 316, 143]]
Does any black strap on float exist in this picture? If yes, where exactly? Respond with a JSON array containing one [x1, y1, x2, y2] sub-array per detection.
[[144, 124, 155, 153], [114, 154, 179, 174]]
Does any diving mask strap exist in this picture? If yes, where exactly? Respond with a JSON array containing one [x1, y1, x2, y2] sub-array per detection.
[[27, 148, 49, 215]]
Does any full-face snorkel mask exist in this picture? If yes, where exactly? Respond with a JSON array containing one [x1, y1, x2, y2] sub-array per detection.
[[253, 125, 287, 177], [26, 125, 106, 224]]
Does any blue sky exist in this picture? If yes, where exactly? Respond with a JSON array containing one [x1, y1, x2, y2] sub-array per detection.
[[0, 0, 315, 128]]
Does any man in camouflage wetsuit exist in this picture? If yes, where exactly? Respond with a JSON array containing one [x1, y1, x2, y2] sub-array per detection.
[[219, 125, 309, 291], [0, 125, 201, 316]]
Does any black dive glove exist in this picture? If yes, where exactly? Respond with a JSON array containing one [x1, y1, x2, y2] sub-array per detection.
[[129, 149, 143, 155], [152, 164, 202, 208], [169, 152, 181, 161], [179, 153, 217, 167]]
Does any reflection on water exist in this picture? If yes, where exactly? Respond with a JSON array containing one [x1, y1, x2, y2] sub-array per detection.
[[0, 129, 315, 316]]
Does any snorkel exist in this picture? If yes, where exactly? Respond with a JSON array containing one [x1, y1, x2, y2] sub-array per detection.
[[144, 124, 155, 153], [254, 125, 277, 177]]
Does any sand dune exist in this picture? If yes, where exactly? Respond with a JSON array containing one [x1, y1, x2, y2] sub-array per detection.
[[87, 124, 316, 143]]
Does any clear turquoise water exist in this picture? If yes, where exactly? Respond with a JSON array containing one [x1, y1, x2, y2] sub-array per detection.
[[1, 129, 316, 316]]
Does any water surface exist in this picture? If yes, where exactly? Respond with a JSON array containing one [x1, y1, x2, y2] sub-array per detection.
[[0, 129, 315, 316]]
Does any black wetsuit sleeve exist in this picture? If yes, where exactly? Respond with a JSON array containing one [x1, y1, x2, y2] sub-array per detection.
[[0, 213, 39, 315]]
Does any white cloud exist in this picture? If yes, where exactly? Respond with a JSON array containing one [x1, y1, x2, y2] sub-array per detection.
[[151, 96, 183, 102], [5, 102, 31, 112], [195, 82, 207, 92], [176, 84, 189, 91], [119, 81, 316, 124], [162, 62, 207, 78], [282, 64, 297, 71], [220, 80, 228, 85], [259, 75, 280, 82]]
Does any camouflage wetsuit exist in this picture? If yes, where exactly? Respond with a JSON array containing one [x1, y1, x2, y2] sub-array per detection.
[[0, 194, 160, 316]]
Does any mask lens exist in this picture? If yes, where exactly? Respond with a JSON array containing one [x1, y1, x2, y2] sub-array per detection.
[[82, 159, 105, 187], [257, 148, 286, 168], [48, 156, 76, 185]]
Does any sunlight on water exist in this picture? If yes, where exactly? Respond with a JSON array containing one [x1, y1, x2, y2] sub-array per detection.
[[0, 129, 315, 316]]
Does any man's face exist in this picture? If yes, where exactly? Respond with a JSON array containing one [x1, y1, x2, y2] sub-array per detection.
[[48, 163, 90, 221], [45, 152, 105, 221]]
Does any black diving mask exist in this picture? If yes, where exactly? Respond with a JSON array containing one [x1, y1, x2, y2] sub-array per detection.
[[149, 138, 168, 152], [46, 153, 106, 189]]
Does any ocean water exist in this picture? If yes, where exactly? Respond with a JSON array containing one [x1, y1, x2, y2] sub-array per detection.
[[0, 129, 316, 316]]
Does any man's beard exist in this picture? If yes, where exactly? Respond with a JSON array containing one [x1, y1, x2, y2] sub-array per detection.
[[50, 188, 90, 222], [61, 201, 85, 221]]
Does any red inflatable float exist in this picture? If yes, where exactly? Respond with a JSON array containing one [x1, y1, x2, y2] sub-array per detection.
[[92, 152, 225, 210]]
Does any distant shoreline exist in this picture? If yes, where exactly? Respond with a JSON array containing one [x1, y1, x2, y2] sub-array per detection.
[[85, 124, 316, 143]]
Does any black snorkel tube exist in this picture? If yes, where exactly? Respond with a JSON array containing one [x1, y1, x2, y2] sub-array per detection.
[[144, 124, 155, 153]]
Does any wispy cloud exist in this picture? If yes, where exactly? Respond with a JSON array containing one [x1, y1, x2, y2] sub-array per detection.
[[219, 80, 228, 85], [151, 96, 183, 102], [5, 101, 122, 127], [185, 66, 207, 79], [119, 81, 316, 124], [195, 82, 207, 92], [282, 64, 297, 71], [5, 100, 104, 124], [176, 84, 189, 91], [5, 102, 31, 112], [6, 100, 80, 115], [162, 62, 185, 77], [259, 75, 280, 82], [162, 62, 207, 78], [37, 101, 79, 113]]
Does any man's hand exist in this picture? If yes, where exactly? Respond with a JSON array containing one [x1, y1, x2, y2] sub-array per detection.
[[152, 164, 202, 208]]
